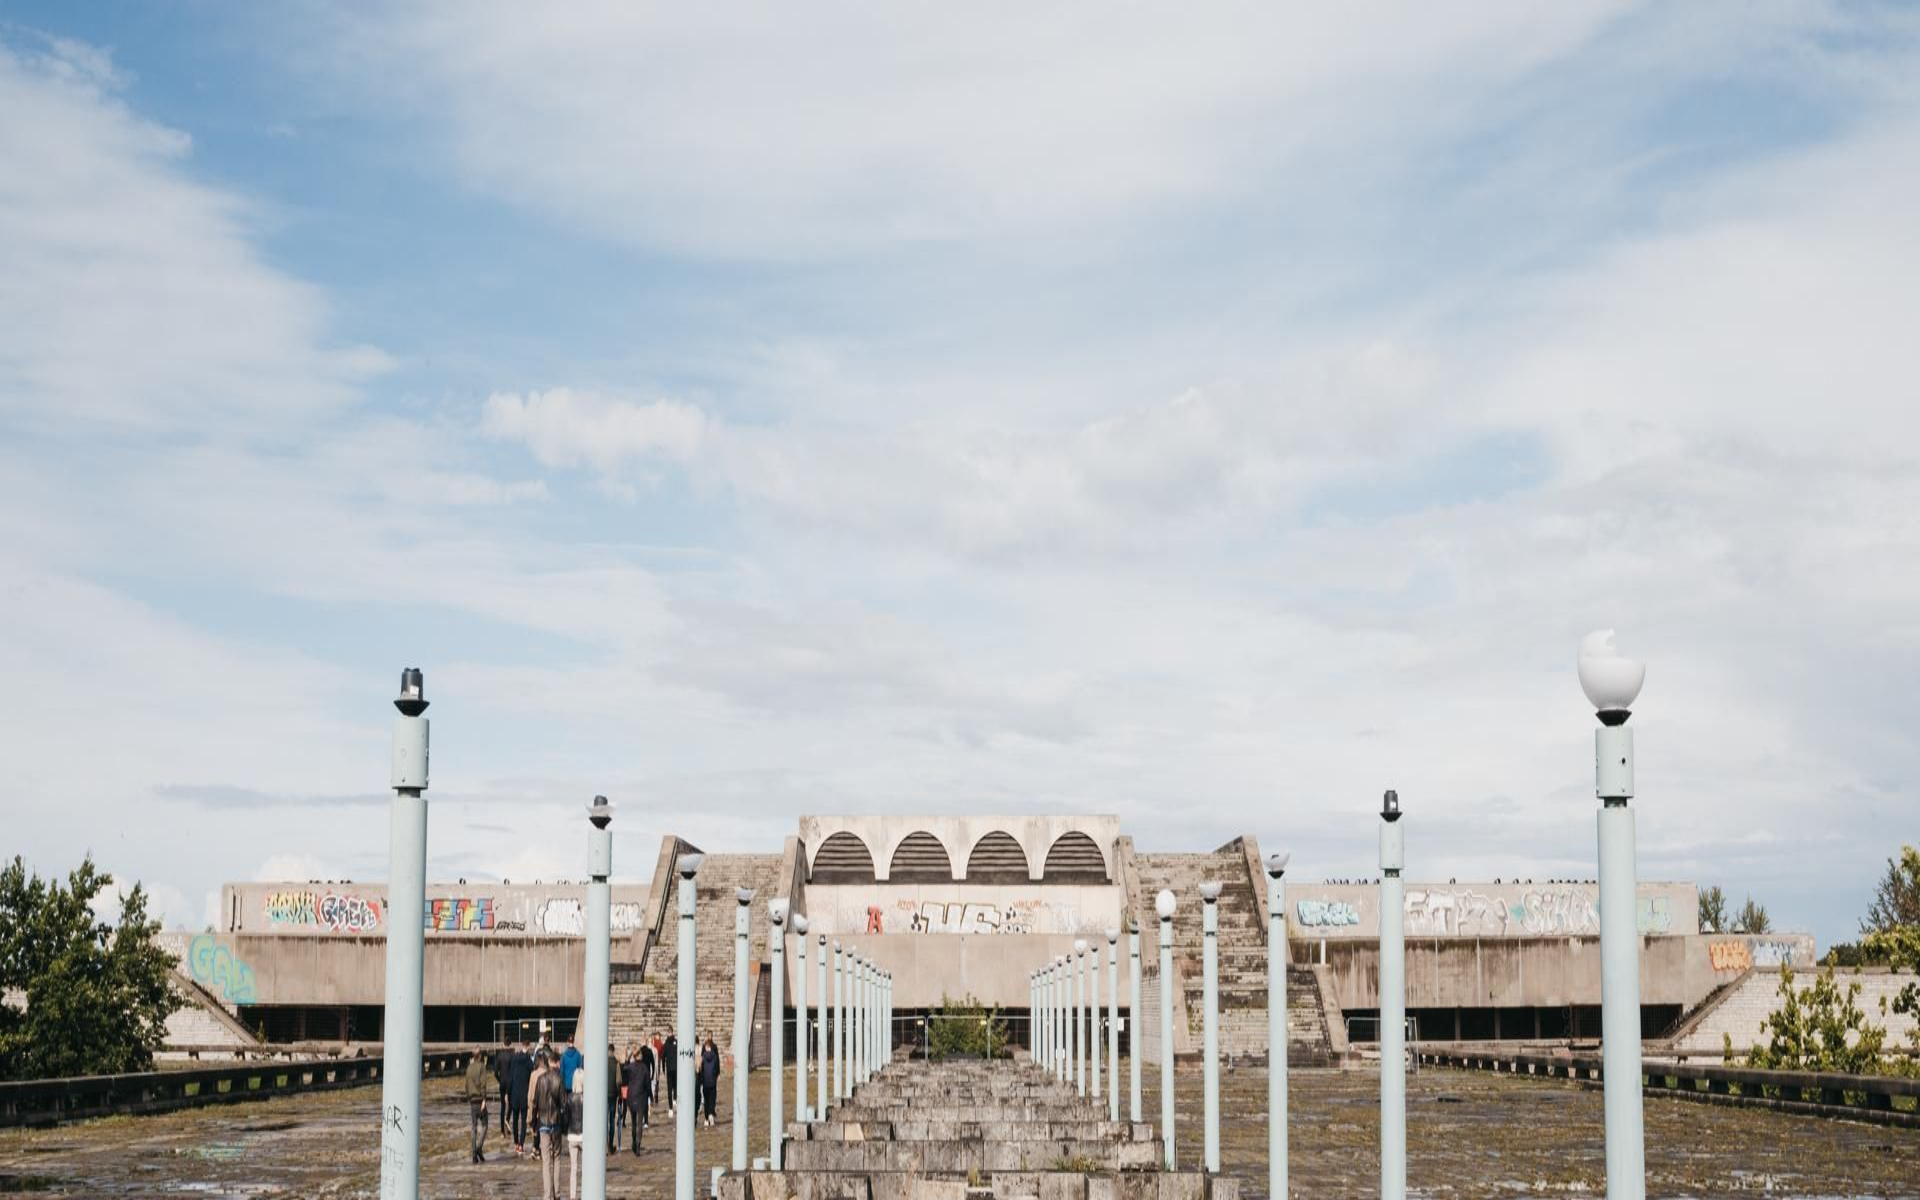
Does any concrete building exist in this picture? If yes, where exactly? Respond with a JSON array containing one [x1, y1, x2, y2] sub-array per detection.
[[171, 815, 1820, 1062]]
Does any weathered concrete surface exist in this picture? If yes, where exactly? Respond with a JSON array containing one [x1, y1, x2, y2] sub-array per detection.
[[2, 1062, 1916, 1197]]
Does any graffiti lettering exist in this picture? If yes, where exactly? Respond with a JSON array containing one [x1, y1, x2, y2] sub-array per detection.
[[188, 933, 256, 1004], [1637, 896, 1672, 935], [263, 890, 318, 926], [425, 896, 494, 932], [1296, 899, 1361, 928], [534, 898, 646, 936], [1710, 941, 1752, 971], [867, 905, 885, 934], [319, 893, 383, 933], [1751, 940, 1798, 968]]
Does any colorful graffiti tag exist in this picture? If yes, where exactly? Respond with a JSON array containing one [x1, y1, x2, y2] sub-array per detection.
[[425, 896, 494, 932], [535, 898, 646, 936], [262, 890, 384, 933], [1296, 898, 1362, 928], [188, 934, 256, 1004], [1709, 940, 1752, 971]]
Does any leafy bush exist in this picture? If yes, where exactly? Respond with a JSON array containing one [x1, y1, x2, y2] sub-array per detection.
[[925, 995, 1011, 1060]]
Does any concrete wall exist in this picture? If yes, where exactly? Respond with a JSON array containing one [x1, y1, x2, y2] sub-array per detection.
[[813, 932, 1091, 1010], [1285, 880, 1698, 939], [223, 881, 654, 938], [173, 931, 588, 1008], [799, 814, 1120, 882], [803, 883, 1123, 938], [1311, 932, 1815, 1012]]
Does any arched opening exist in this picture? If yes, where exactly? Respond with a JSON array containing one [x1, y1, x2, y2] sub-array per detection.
[[888, 832, 955, 882], [964, 831, 1030, 883], [811, 832, 876, 883], [1042, 831, 1108, 883]]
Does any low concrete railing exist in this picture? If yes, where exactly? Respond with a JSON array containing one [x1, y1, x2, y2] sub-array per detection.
[[0, 1049, 473, 1128], [1422, 1048, 1920, 1129]]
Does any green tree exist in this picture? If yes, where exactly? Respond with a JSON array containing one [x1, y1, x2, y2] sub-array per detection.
[[0, 855, 183, 1080], [925, 995, 1011, 1060], [1740, 965, 1885, 1076], [1730, 895, 1771, 935], [1862, 846, 1920, 935], [1698, 885, 1728, 933]]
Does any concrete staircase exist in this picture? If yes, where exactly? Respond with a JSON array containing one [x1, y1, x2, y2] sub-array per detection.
[[722, 1057, 1238, 1200], [1129, 846, 1334, 1067], [609, 853, 785, 1059]]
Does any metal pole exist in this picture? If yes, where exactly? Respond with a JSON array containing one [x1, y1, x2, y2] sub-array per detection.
[[816, 934, 828, 1119], [1073, 942, 1086, 1095], [379, 668, 429, 1200], [1059, 957, 1070, 1083], [1129, 922, 1143, 1122], [769, 902, 787, 1168], [1106, 930, 1120, 1121], [1380, 791, 1407, 1200], [583, 798, 613, 1200], [1265, 854, 1290, 1200], [675, 854, 704, 1200], [1201, 882, 1222, 1174], [1090, 937, 1102, 1102], [732, 888, 753, 1171], [833, 942, 845, 1100], [1156, 894, 1176, 1169], [1598, 726, 1645, 1199], [794, 916, 809, 1124]]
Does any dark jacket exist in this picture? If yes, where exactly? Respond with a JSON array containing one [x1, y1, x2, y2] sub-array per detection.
[[698, 1043, 720, 1087], [533, 1069, 566, 1127], [566, 1087, 584, 1137], [662, 1036, 679, 1078], [491, 1046, 513, 1087], [624, 1058, 648, 1111], [463, 1055, 491, 1102], [507, 1051, 534, 1106]]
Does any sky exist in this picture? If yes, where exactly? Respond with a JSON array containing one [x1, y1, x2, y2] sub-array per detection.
[[1, 3, 1915, 950]]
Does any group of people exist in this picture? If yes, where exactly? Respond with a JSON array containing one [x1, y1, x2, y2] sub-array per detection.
[[460, 1029, 725, 1199]]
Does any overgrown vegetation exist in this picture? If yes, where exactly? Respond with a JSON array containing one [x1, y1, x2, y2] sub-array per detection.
[[1698, 885, 1727, 934], [1729, 895, 1772, 935], [925, 994, 1011, 1060], [0, 855, 182, 1080]]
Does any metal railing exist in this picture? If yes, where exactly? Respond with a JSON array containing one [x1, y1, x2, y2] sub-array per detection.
[[1422, 1048, 1920, 1129], [0, 1049, 474, 1128]]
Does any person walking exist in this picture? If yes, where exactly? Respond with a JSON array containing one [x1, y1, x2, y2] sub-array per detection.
[[532, 1050, 566, 1200], [463, 1049, 491, 1164], [565, 1071, 586, 1200], [650, 1032, 665, 1107], [492, 1038, 514, 1135], [560, 1038, 583, 1093], [624, 1045, 649, 1154], [662, 1032, 679, 1115], [698, 1035, 721, 1128], [507, 1041, 534, 1157], [604, 1044, 621, 1154]]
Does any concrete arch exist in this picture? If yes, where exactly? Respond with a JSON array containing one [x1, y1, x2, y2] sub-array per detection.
[[1042, 831, 1109, 882], [810, 831, 876, 883], [964, 831, 1030, 883], [888, 831, 956, 882]]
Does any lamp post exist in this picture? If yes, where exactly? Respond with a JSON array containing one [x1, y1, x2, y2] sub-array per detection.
[[1155, 890, 1176, 1169], [833, 942, 845, 1101], [794, 915, 810, 1124], [732, 888, 754, 1171], [1581, 629, 1648, 1200], [674, 852, 705, 1200], [1379, 791, 1406, 1200], [768, 900, 787, 1168], [1059, 956, 1071, 1083], [1200, 881, 1222, 1174], [1073, 940, 1088, 1095], [1089, 935, 1102, 1103], [855, 957, 867, 1085], [1105, 928, 1120, 1121], [1128, 920, 1143, 1123], [1265, 852, 1291, 1200], [816, 933, 829, 1119], [583, 797, 614, 1200], [379, 668, 429, 1200]]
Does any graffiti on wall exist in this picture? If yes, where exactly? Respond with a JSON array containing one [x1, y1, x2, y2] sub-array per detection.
[[1709, 939, 1799, 971], [1751, 940, 1798, 967], [1405, 889, 1522, 936], [1636, 896, 1672, 935], [1395, 887, 1673, 938], [840, 896, 1071, 935], [535, 898, 645, 936], [188, 933, 256, 1004], [425, 896, 495, 932], [905, 901, 1041, 935], [263, 890, 384, 934], [1296, 898, 1361, 928]]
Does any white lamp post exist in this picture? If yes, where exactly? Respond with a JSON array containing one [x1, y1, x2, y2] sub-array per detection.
[[1155, 889, 1176, 1169], [1073, 940, 1088, 1095], [1581, 629, 1647, 1200], [1379, 791, 1406, 1200], [674, 852, 705, 1200], [833, 942, 845, 1101], [732, 888, 754, 1171], [583, 797, 614, 1200], [1089, 934, 1102, 1102], [1199, 881, 1223, 1174], [768, 900, 788, 1168], [379, 669, 430, 1200], [1265, 851, 1291, 1200], [1105, 928, 1120, 1121], [794, 914, 810, 1124], [816, 934, 829, 1118], [1128, 919, 1143, 1123]]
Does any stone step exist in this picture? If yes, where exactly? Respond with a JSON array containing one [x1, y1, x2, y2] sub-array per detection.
[[721, 1170, 1240, 1200], [784, 1139, 1161, 1173]]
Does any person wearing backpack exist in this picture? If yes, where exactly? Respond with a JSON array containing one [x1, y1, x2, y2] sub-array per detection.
[[531, 1050, 566, 1200], [462, 1050, 491, 1164]]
